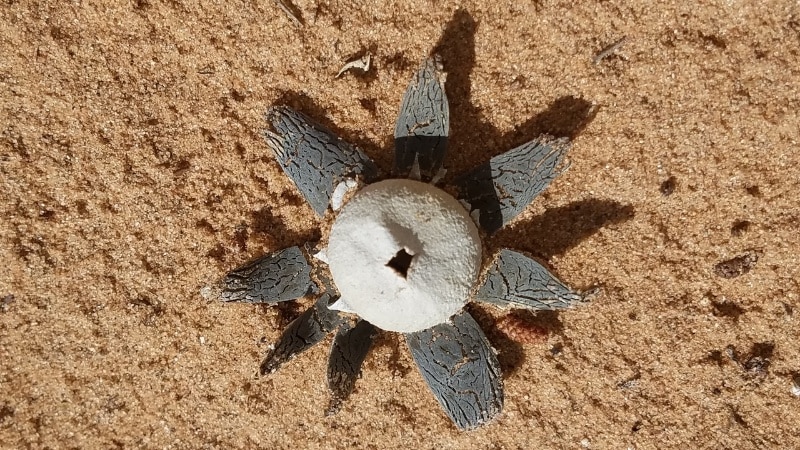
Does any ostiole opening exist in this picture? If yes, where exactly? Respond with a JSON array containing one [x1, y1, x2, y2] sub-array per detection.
[[386, 248, 415, 278]]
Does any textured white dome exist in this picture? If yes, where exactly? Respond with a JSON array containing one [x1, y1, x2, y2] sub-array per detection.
[[326, 179, 481, 333]]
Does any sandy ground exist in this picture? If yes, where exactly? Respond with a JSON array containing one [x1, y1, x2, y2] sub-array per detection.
[[2, 1, 799, 448]]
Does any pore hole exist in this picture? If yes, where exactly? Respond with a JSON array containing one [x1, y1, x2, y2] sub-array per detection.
[[386, 248, 414, 278]]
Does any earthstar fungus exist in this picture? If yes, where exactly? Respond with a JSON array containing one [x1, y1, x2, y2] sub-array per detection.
[[327, 178, 482, 333], [220, 55, 589, 430]]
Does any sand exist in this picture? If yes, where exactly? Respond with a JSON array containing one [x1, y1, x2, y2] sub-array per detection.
[[2, 1, 799, 448]]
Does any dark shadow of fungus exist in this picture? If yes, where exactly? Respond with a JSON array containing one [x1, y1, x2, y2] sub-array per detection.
[[266, 301, 304, 329], [495, 199, 635, 259], [433, 10, 596, 179], [512, 95, 598, 142], [431, 10, 621, 255], [367, 331, 412, 378], [512, 309, 565, 335], [250, 205, 320, 249]]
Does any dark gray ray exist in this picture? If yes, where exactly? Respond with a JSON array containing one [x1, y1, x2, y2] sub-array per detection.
[[260, 293, 344, 375], [326, 320, 377, 415], [406, 311, 503, 430], [393, 56, 449, 181], [221, 246, 317, 303], [266, 106, 378, 216], [476, 249, 585, 310], [455, 137, 571, 234]]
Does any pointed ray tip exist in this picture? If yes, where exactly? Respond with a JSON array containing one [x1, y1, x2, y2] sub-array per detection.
[[259, 354, 281, 376]]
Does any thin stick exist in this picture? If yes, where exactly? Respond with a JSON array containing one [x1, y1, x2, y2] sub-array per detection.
[[273, 0, 302, 27], [593, 36, 627, 64], [336, 54, 372, 78]]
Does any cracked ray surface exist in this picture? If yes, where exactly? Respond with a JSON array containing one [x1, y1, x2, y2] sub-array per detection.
[[394, 56, 449, 181], [456, 137, 571, 234], [406, 311, 503, 430], [266, 106, 378, 216], [221, 246, 317, 303], [476, 249, 585, 310], [260, 294, 344, 375], [326, 320, 377, 415]]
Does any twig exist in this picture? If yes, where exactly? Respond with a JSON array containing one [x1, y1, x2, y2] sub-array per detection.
[[336, 53, 372, 78], [273, 0, 302, 27], [593, 36, 627, 65]]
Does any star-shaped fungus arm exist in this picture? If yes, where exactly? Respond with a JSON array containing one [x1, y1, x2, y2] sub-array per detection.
[[406, 311, 503, 430], [455, 137, 571, 234], [326, 320, 377, 415], [259, 293, 345, 375], [393, 56, 449, 182], [266, 106, 378, 217], [475, 249, 586, 310], [221, 246, 317, 303]]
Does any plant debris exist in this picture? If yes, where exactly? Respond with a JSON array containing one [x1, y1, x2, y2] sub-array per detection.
[[273, 0, 302, 27], [336, 53, 372, 78], [713, 251, 758, 278], [593, 36, 628, 64]]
